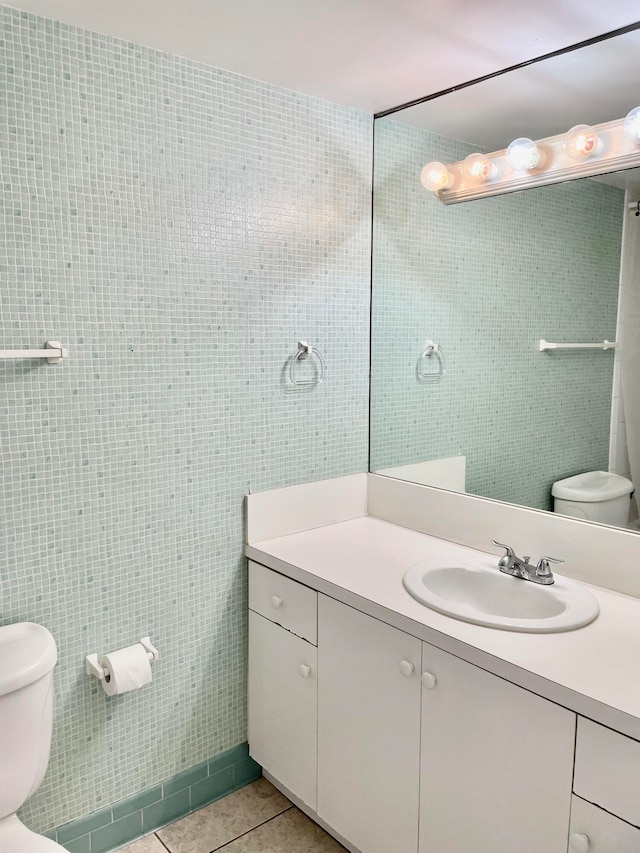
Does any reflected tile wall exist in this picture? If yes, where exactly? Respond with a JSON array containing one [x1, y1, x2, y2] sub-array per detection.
[[0, 5, 371, 831], [371, 118, 622, 511]]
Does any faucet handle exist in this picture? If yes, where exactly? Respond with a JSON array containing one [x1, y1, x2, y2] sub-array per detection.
[[491, 539, 515, 555], [536, 556, 564, 579], [491, 540, 516, 569]]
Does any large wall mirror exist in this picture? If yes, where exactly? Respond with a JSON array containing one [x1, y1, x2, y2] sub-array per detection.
[[370, 27, 640, 532]]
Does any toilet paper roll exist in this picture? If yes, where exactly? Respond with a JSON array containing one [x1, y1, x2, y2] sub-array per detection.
[[100, 643, 153, 696]]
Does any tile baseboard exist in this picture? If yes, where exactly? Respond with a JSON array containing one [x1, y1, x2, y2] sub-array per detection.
[[42, 743, 261, 853]]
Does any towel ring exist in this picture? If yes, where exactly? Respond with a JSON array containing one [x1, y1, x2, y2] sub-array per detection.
[[418, 340, 445, 382], [286, 341, 325, 391]]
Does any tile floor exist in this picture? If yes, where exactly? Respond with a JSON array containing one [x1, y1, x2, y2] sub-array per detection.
[[118, 778, 346, 853]]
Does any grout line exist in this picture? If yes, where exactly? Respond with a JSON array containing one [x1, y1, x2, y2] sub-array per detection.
[[154, 832, 173, 853], [208, 806, 295, 853]]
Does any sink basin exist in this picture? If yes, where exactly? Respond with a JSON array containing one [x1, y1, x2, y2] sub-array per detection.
[[403, 562, 599, 632]]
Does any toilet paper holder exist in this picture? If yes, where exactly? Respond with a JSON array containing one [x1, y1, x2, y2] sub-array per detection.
[[85, 637, 160, 683]]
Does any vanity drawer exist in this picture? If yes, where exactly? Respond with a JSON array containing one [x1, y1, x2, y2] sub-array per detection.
[[574, 717, 640, 827], [569, 796, 640, 851], [248, 561, 317, 645]]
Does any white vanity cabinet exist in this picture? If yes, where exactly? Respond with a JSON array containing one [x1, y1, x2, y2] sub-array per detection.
[[317, 595, 422, 853], [419, 642, 575, 853], [247, 562, 318, 809], [248, 561, 578, 853]]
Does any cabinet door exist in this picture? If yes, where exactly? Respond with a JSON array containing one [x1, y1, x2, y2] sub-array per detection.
[[317, 595, 421, 853], [569, 796, 640, 852], [419, 642, 575, 853], [574, 717, 640, 828], [248, 610, 317, 808]]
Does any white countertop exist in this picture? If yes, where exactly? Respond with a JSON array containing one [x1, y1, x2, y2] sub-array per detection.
[[246, 515, 640, 741]]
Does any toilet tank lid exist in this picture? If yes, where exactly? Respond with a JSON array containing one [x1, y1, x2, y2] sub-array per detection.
[[0, 623, 57, 696], [552, 471, 634, 502]]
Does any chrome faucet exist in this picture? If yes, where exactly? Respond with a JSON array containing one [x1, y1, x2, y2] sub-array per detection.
[[491, 540, 563, 586]]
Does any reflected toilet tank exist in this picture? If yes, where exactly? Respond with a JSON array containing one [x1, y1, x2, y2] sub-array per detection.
[[552, 471, 633, 526]]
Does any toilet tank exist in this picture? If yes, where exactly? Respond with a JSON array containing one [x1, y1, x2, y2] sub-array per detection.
[[0, 623, 57, 819], [552, 471, 634, 527]]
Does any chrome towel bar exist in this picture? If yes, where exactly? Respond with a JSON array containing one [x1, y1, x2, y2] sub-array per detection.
[[0, 341, 68, 364], [538, 339, 617, 352]]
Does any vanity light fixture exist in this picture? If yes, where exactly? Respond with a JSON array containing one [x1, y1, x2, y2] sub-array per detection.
[[423, 106, 640, 204], [562, 124, 602, 159], [624, 106, 640, 143], [505, 137, 546, 171], [461, 153, 497, 182], [420, 161, 455, 192]]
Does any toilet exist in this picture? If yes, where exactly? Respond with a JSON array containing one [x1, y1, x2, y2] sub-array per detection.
[[0, 622, 65, 851], [552, 470, 634, 526]]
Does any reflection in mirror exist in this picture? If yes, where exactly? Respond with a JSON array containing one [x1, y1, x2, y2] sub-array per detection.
[[370, 28, 640, 532]]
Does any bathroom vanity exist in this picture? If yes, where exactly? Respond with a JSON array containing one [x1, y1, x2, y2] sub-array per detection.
[[245, 475, 640, 853]]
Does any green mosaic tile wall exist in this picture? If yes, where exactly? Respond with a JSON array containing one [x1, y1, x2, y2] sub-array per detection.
[[0, 6, 371, 832], [371, 118, 622, 511], [46, 743, 260, 852]]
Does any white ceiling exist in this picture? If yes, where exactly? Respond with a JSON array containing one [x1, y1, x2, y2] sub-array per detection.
[[391, 29, 640, 146], [5, 0, 640, 114], [381, 26, 640, 193]]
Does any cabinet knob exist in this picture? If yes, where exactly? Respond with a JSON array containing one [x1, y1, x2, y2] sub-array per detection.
[[569, 834, 590, 853], [299, 664, 312, 679], [421, 671, 438, 689], [271, 595, 284, 609], [399, 660, 415, 677]]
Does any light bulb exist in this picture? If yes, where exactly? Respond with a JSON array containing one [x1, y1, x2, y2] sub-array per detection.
[[624, 106, 640, 143], [420, 161, 454, 192], [506, 138, 546, 171], [462, 153, 496, 183], [563, 124, 602, 159]]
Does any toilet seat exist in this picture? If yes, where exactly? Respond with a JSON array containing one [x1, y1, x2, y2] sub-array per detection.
[[0, 815, 66, 852]]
